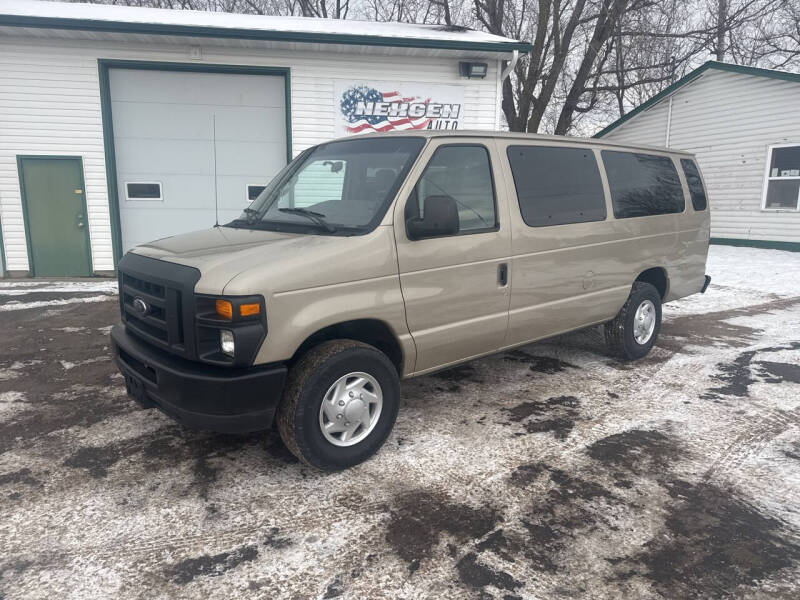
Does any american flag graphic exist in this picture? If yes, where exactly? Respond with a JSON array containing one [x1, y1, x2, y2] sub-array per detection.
[[340, 86, 432, 134]]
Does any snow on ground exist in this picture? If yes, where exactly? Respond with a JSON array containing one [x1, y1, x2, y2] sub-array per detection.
[[0, 281, 119, 294], [0, 279, 117, 312], [0, 245, 799, 600], [0, 295, 115, 312], [706, 245, 800, 296]]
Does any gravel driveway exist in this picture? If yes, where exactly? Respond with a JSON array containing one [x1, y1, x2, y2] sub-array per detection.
[[1, 245, 799, 599]]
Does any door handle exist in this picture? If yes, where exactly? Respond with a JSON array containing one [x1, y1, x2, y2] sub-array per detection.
[[76, 213, 85, 229], [498, 263, 508, 287]]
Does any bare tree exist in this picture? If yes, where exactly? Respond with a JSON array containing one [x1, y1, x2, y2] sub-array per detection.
[[295, 0, 349, 18], [475, 0, 692, 134], [74, 0, 800, 134], [759, 0, 800, 68]]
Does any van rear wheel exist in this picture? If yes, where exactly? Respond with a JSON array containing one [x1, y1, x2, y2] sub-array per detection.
[[604, 281, 662, 361], [277, 340, 400, 471]]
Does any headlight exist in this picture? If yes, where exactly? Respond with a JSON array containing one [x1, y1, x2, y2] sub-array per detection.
[[195, 294, 267, 366], [220, 329, 235, 357]]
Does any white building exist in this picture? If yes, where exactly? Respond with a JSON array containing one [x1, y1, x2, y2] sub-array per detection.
[[596, 61, 800, 251], [0, 0, 528, 277]]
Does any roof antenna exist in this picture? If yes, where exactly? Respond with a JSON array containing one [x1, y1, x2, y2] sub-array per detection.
[[212, 112, 220, 227]]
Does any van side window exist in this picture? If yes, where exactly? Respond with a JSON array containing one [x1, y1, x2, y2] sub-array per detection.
[[680, 159, 708, 211], [506, 145, 606, 227], [602, 151, 685, 218], [407, 145, 497, 234]]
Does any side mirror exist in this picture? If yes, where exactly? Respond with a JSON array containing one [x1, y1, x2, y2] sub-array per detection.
[[406, 194, 459, 240]]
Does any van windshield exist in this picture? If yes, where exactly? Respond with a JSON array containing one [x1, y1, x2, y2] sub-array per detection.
[[227, 137, 425, 235]]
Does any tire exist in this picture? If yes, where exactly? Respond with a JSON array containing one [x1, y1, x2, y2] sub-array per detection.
[[277, 339, 400, 471], [604, 281, 662, 361]]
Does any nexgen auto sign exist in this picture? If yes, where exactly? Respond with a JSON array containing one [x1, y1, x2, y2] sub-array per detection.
[[335, 81, 465, 135], [355, 101, 461, 119]]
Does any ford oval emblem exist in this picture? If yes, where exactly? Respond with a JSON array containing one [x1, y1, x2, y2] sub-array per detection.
[[132, 297, 149, 316]]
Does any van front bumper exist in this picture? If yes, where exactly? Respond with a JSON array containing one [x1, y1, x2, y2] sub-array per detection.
[[111, 324, 286, 434]]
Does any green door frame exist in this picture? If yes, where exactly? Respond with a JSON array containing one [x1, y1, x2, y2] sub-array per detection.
[[16, 155, 93, 277], [97, 59, 293, 266], [0, 211, 6, 277]]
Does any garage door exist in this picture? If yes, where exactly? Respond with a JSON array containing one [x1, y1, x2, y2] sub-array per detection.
[[109, 68, 287, 252]]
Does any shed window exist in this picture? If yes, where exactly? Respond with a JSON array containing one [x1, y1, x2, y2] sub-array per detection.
[[126, 182, 162, 201], [247, 184, 266, 202], [763, 145, 800, 210], [507, 145, 606, 227], [602, 151, 684, 219]]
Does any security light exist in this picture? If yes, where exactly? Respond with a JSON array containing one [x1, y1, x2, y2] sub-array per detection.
[[459, 62, 488, 79]]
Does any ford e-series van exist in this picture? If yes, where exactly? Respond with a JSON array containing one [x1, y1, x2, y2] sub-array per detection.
[[111, 131, 711, 470]]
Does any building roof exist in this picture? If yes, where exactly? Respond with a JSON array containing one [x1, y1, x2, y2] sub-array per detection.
[[0, 0, 531, 53], [595, 61, 800, 138]]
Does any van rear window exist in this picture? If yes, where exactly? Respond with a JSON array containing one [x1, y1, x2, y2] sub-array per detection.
[[506, 145, 606, 227], [602, 151, 685, 218], [680, 159, 708, 211]]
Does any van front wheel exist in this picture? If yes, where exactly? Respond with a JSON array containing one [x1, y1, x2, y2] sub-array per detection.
[[277, 340, 400, 471], [604, 282, 662, 360]]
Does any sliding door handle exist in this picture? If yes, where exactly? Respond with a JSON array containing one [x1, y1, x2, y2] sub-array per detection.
[[497, 263, 508, 287]]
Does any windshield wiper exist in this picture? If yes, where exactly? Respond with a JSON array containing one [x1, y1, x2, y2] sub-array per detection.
[[224, 218, 272, 230], [278, 208, 337, 233]]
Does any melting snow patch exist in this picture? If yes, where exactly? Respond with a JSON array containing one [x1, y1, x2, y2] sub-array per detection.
[[0, 360, 43, 381], [60, 356, 110, 371], [0, 390, 27, 418], [0, 295, 113, 311], [0, 281, 118, 295], [0, 281, 50, 288]]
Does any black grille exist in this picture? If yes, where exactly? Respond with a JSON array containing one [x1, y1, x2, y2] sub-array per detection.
[[122, 272, 165, 299], [117, 253, 200, 359]]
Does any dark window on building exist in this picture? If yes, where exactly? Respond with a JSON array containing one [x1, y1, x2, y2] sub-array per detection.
[[602, 151, 685, 218], [407, 145, 497, 234], [506, 145, 606, 227], [680, 159, 707, 211], [247, 184, 266, 202], [126, 182, 162, 200]]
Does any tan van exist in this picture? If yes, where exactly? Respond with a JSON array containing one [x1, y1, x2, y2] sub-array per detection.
[[111, 131, 711, 470]]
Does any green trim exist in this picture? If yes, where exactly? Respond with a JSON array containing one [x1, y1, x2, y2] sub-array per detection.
[[702, 61, 800, 84], [2, 14, 531, 53], [594, 61, 800, 138], [16, 155, 94, 277], [98, 63, 123, 269], [0, 210, 6, 277], [284, 69, 293, 162], [97, 59, 294, 266], [711, 237, 800, 252]]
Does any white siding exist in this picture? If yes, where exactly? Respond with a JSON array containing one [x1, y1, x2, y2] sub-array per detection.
[[0, 35, 500, 273], [604, 69, 800, 244], [602, 98, 671, 147]]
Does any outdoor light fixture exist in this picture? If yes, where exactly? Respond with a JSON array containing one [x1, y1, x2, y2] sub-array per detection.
[[459, 61, 488, 79]]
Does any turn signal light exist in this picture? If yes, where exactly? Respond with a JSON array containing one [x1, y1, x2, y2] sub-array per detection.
[[215, 299, 233, 319], [239, 303, 261, 317]]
